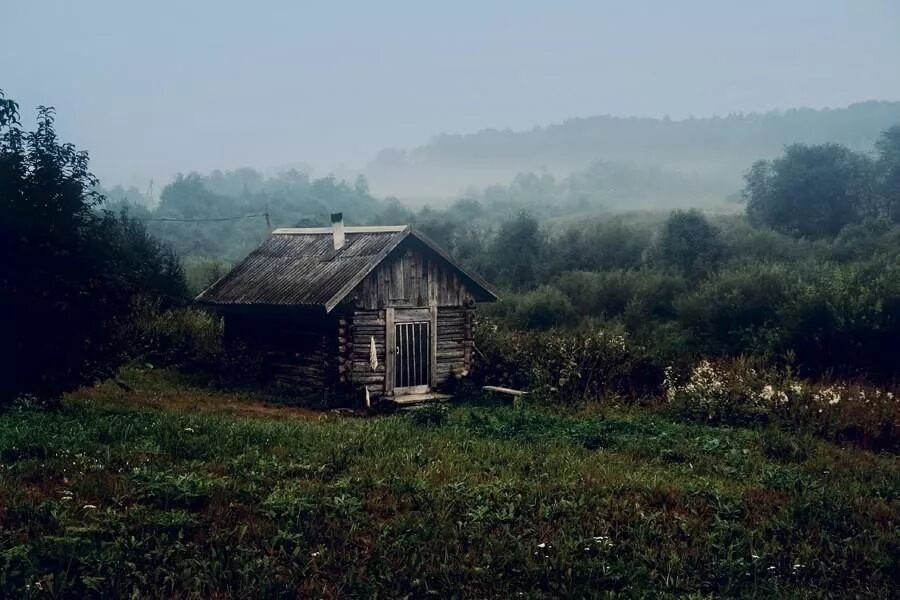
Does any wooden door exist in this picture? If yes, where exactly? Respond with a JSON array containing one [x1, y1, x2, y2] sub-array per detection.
[[394, 321, 430, 394], [386, 306, 438, 396]]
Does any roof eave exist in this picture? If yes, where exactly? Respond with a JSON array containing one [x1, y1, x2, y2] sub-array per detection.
[[407, 227, 499, 302]]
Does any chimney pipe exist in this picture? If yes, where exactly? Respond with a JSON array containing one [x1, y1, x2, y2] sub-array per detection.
[[331, 212, 345, 250]]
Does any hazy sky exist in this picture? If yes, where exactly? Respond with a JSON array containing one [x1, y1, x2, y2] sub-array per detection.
[[3, 0, 900, 189]]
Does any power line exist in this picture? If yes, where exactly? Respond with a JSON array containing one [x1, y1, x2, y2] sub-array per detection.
[[138, 212, 269, 223]]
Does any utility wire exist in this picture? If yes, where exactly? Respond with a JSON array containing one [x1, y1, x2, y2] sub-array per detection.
[[138, 212, 267, 223], [137, 204, 272, 230]]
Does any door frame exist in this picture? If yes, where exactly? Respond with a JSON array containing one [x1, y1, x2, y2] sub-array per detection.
[[385, 304, 438, 396]]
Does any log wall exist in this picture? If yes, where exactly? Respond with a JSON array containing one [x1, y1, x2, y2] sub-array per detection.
[[344, 308, 387, 391], [435, 307, 475, 387], [343, 306, 475, 395], [225, 311, 338, 397]]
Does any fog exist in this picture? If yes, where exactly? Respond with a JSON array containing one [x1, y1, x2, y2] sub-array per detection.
[[3, 0, 900, 201]]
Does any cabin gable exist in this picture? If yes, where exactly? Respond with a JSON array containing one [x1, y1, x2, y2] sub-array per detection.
[[347, 237, 476, 310]]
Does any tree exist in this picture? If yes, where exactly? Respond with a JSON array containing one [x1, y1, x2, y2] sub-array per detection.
[[487, 212, 543, 289], [743, 143, 872, 238], [875, 124, 900, 222], [0, 91, 186, 406], [651, 210, 724, 279]]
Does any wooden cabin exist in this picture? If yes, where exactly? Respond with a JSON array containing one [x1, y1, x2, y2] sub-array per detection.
[[196, 214, 497, 405]]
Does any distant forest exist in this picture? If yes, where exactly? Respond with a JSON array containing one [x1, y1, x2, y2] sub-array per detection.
[[366, 101, 900, 199], [102, 101, 900, 282]]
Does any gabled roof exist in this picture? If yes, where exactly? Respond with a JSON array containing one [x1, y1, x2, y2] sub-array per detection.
[[196, 225, 497, 312]]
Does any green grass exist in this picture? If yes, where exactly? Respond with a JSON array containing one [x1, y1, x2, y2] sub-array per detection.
[[1, 369, 897, 598]]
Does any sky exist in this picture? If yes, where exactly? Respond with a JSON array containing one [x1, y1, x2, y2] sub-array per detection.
[[3, 0, 900, 190]]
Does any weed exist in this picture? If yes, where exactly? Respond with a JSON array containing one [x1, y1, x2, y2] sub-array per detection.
[[0, 369, 896, 597]]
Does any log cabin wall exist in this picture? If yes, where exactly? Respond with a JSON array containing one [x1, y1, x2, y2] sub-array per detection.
[[435, 307, 475, 387], [343, 308, 386, 392], [224, 311, 339, 397], [343, 239, 477, 396]]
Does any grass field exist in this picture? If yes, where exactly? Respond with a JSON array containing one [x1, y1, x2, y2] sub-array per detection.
[[1, 368, 897, 598]]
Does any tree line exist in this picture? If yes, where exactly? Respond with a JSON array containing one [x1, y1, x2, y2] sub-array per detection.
[[4, 85, 900, 407], [1, 92, 187, 406]]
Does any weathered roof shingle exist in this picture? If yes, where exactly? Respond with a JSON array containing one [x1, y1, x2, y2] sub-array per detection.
[[196, 226, 496, 312]]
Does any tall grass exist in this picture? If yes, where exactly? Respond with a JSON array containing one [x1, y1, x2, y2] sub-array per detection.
[[0, 370, 896, 597]]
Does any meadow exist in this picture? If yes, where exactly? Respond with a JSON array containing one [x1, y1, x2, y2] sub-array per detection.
[[1, 368, 897, 598]]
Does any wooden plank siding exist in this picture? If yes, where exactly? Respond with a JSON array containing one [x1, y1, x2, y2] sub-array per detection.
[[349, 238, 475, 310], [341, 240, 478, 397]]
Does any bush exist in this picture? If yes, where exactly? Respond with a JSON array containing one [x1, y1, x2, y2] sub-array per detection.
[[474, 320, 664, 401], [778, 261, 900, 381], [665, 359, 900, 450], [649, 209, 724, 278], [664, 358, 774, 426], [127, 298, 224, 368], [556, 270, 637, 318], [675, 263, 792, 357], [488, 286, 576, 330]]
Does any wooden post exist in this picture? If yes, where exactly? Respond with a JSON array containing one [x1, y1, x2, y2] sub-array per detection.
[[429, 303, 438, 389], [385, 307, 395, 395]]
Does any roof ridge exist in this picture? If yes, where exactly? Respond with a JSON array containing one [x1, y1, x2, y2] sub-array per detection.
[[273, 225, 408, 234]]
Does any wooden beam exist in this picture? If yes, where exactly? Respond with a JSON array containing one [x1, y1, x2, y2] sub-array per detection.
[[430, 303, 438, 389], [482, 385, 528, 396], [385, 307, 395, 395]]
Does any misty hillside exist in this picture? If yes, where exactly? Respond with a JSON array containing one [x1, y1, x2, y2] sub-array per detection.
[[367, 101, 900, 201]]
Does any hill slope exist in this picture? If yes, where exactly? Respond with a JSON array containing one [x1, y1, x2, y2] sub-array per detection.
[[367, 101, 900, 200]]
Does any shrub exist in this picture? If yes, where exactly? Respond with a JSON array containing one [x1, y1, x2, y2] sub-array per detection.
[[127, 298, 224, 368], [649, 209, 724, 278], [664, 358, 774, 425], [778, 261, 900, 381], [665, 359, 900, 450], [675, 262, 793, 357], [556, 270, 638, 318], [488, 286, 576, 330], [474, 320, 664, 401]]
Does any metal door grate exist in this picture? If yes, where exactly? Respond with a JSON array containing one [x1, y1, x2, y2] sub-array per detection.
[[395, 321, 430, 390]]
